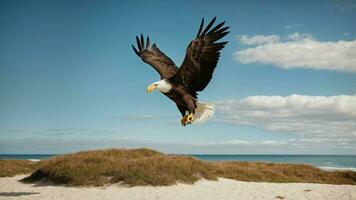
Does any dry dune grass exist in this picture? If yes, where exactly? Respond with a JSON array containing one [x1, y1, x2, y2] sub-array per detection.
[[22, 148, 216, 186], [213, 161, 356, 185], [0, 160, 38, 177], [1, 148, 356, 186]]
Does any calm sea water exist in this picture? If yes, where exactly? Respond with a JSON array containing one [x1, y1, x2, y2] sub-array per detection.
[[190, 155, 356, 171], [1, 154, 356, 171], [0, 154, 56, 161]]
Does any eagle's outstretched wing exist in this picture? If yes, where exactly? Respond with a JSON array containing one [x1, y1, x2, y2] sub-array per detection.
[[132, 34, 178, 79], [170, 17, 229, 94]]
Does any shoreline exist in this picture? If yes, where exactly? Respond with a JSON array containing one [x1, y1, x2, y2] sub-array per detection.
[[318, 166, 356, 172], [1, 175, 355, 200]]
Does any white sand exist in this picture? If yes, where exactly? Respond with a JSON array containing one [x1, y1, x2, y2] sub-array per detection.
[[1, 175, 356, 200]]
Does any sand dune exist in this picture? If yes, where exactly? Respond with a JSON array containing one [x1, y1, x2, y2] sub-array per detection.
[[0, 175, 355, 200]]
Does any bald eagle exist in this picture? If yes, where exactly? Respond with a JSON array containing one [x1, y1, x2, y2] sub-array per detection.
[[132, 17, 229, 126]]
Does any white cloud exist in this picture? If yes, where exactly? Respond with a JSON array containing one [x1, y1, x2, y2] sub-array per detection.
[[196, 139, 290, 147], [215, 94, 356, 144], [285, 24, 303, 29], [234, 33, 356, 73], [237, 35, 280, 45], [285, 32, 314, 41], [1, 125, 355, 154], [3, 136, 354, 154], [261, 140, 288, 145], [219, 139, 253, 145]]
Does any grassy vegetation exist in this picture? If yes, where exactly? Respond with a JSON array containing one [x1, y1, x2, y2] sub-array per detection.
[[0, 160, 38, 177], [213, 161, 356, 185], [22, 148, 216, 186], [1, 148, 356, 186]]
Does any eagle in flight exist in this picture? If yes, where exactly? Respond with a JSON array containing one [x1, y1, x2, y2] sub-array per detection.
[[132, 17, 229, 126]]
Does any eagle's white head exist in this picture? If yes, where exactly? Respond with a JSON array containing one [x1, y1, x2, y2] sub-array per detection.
[[147, 79, 172, 93]]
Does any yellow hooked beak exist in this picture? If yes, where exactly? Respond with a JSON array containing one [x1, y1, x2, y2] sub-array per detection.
[[147, 84, 157, 93]]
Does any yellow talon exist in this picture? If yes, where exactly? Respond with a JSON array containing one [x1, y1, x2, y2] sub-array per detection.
[[180, 113, 194, 126], [186, 113, 194, 124], [181, 115, 188, 126]]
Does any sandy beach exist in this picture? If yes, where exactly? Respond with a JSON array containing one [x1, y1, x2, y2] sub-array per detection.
[[0, 175, 355, 200]]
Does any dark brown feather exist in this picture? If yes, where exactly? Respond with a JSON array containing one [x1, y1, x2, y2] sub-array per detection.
[[146, 36, 150, 50], [132, 35, 178, 79], [136, 36, 142, 51], [170, 17, 229, 94], [196, 18, 204, 37], [200, 16, 216, 35]]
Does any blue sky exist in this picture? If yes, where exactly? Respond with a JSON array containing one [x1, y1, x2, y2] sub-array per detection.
[[1, 0, 356, 154]]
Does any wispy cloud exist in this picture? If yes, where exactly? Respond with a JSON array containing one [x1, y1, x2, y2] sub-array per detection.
[[335, 0, 356, 10], [234, 33, 356, 73], [32, 128, 121, 136], [1, 136, 355, 154], [2, 95, 356, 154], [0, 128, 125, 142], [215, 94, 356, 146], [212, 139, 289, 146], [285, 32, 314, 41], [112, 114, 164, 121], [343, 32, 351, 37], [285, 24, 303, 29], [237, 35, 280, 45]]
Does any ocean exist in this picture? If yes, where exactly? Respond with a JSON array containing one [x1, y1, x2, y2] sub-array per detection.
[[0, 154, 56, 162], [191, 154, 356, 171], [1, 154, 356, 171]]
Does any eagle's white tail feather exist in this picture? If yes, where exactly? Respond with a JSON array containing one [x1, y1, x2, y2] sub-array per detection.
[[193, 101, 214, 123]]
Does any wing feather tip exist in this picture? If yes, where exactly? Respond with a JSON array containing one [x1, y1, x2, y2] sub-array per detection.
[[201, 17, 217, 35], [196, 17, 205, 37], [209, 21, 226, 34], [146, 35, 150, 49], [132, 45, 140, 56], [140, 34, 145, 50], [135, 36, 142, 51]]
